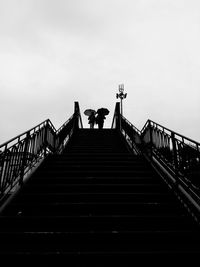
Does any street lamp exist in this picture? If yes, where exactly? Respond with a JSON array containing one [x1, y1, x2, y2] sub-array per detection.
[[116, 84, 127, 116]]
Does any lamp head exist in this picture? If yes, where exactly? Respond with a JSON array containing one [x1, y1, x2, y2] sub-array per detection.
[[119, 84, 124, 93]]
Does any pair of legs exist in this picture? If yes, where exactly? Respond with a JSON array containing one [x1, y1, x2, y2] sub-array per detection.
[[97, 122, 104, 129], [90, 123, 95, 129]]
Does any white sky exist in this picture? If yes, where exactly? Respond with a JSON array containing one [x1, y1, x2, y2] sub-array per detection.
[[0, 0, 200, 144]]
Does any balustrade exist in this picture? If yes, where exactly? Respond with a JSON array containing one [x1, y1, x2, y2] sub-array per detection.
[[0, 102, 82, 201]]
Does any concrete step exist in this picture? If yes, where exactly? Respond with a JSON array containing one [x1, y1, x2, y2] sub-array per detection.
[[4, 201, 185, 216], [26, 176, 162, 185], [0, 214, 196, 232], [13, 192, 180, 204], [1, 230, 200, 256], [22, 183, 168, 194]]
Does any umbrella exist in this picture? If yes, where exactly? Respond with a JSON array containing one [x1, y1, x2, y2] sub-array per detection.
[[97, 108, 110, 116], [84, 109, 96, 116]]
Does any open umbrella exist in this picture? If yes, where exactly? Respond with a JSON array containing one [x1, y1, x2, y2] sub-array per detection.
[[84, 109, 96, 116], [97, 108, 109, 116]]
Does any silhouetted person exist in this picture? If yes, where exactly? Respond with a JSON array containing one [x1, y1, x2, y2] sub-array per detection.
[[88, 112, 96, 129], [96, 112, 106, 129]]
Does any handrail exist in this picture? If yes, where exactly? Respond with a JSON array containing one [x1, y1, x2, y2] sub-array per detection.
[[0, 102, 82, 202], [120, 115, 142, 154], [112, 102, 200, 217], [0, 120, 57, 149], [141, 119, 200, 145], [111, 102, 142, 154], [112, 103, 200, 187], [141, 120, 200, 189], [55, 114, 75, 154]]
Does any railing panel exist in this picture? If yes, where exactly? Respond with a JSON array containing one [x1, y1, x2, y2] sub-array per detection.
[[0, 102, 83, 201], [111, 102, 200, 195], [55, 115, 75, 153], [141, 120, 200, 189]]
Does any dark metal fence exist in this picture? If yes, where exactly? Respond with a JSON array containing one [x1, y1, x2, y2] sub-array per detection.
[[112, 102, 200, 191], [141, 120, 200, 188], [112, 102, 142, 155], [0, 102, 82, 201], [120, 116, 142, 155]]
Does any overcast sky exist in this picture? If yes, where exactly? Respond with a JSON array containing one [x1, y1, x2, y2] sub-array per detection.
[[0, 0, 200, 144]]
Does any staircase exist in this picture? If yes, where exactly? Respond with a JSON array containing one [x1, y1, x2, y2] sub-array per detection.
[[0, 129, 200, 262]]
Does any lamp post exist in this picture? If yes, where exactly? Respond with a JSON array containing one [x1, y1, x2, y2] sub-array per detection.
[[116, 84, 127, 116]]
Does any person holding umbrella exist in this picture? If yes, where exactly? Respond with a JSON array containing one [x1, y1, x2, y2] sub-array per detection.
[[84, 109, 96, 129], [96, 108, 109, 129], [88, 111, 96, 128]]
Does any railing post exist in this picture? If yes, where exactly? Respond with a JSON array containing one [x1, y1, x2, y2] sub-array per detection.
[[171, 132, 179, 175], [115, 102, 121, 130], [74, 101, 80, 130], [132, 128, 134, 150], [148, 121, 153, 159], [44, 121, 48, 157], [53, 131, 58, 153], [19, 131, 30, 186]]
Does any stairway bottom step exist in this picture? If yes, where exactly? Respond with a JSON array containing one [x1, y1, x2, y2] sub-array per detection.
[[0, 231, 200, 254]]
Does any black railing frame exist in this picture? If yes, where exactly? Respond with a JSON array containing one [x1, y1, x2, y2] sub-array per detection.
[[0, 101, 83, 202], [112, 102, 142, 155], [112, 102, 200, 220], [141, 120, 200, 181]]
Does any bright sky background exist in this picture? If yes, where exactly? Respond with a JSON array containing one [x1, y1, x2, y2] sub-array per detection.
[[1, 0, 200, 144]]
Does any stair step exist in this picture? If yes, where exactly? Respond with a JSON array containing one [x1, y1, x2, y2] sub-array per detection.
[[40, 162, 150, 168], [1, 230, 200, 257], [37, 167, 156, 173], [4, 202, 184, 216], [21, 184, 169, 195], [0, 214, 196, 232], [34, 170, 159, 178], [27, 176, 161, 184], [14, 192, 179, 203]]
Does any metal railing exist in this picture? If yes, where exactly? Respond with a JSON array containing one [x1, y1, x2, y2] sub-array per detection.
[[112, 102, 200, 215], [141, 120, 200, 189], [120, 116, 142, 155], [56, 102, 83, 153], [0, 102, 82, 201], [112, 102, 142, 154]]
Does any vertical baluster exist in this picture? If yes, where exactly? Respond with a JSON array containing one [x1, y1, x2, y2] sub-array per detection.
[[19, 131, 30, 186], [149, 121, 153, 159], [44, 121, 48, 157], [171, 132, 179, 178], [115, 102, 121, 130], [0, 145, 8, 192], [132, 128, 134, 150]]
